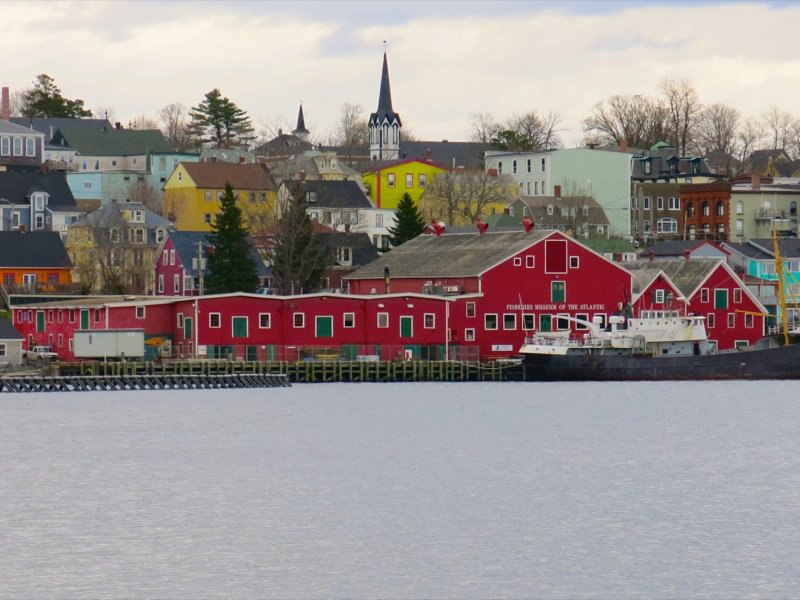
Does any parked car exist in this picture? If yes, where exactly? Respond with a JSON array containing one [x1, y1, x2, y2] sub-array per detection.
[[26, 346, 59, 361]]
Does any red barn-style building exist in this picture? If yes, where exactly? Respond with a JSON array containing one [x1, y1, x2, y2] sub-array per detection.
[[627, 259, 766, 349]]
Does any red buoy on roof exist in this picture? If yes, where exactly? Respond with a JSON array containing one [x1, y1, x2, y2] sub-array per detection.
[[522, 216, 534, 233], [476, 217, 488, 235]]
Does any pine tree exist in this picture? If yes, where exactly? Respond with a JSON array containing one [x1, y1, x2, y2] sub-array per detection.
[[270, 191, 329, 295], [387, 193, 426, 247], [190, 88, 254, 148], [205, 182, 259, 294], [21, 74, 92, 118]]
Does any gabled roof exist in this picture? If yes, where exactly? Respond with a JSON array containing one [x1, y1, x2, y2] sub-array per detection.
[[282, 179, 373, 209], [0, 317, 23, 340], [268, 150, 362, 181], [166, 230, 269, 277], [0, 171, 76, 206], [346, 230, 551, 279], [51, 127, 172, 156], [255, 133, 313, 156], [729, 238, 800, 259], [180, 162, 277, 191], [629, 268, 683, 299], [399, 140, 491, 170], [0, 231, 72, 268], [10, 117, 112, 142], [624, 258, 723, 299], [640, 240, 727, 258], [513, 195, 609, 226]]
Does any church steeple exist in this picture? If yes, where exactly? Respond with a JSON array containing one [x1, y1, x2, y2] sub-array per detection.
[[292, 103, 310, 143], [369, 50, 402, 161]]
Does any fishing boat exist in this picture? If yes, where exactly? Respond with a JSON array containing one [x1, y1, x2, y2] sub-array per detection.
[[518, 309, 800, 380], [519, 230, 800, 381]]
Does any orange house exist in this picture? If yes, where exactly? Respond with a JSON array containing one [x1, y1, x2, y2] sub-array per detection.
[[0, 231, 72, 291]]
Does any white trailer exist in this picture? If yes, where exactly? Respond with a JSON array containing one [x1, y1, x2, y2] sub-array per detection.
[[74, 329, 145, 360]]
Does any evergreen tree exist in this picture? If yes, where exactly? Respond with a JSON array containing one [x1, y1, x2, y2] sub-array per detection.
[[205, 182, 259, 294], [270, 191, 329, 295], [190, 88, 254, 148], [387, 193, 426, 247], [21, 74, 92, 118]]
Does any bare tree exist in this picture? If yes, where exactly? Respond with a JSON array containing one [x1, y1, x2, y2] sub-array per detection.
[[422, 170, 516, 226], [761, 106, 797, 153], [737, 117, 765, 166], [468, 111, 501, 143], [693, 103, 740, 174], [93, 105, 117, 124], [583, 94, 669, 150], [127, 180, 163, 215], [8, 89, 27, 118], [660, 77, 702, 155], [331, 102, 369, 165], [128, 114, 160, 130], [158, 103, 195, 151]]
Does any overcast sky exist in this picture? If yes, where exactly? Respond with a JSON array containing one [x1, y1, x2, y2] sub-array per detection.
[[3, 0, 799, 147]]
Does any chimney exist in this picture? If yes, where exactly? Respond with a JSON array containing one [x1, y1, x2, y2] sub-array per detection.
[[426, 148, 432, 160], [554, 185, 561, 198], [239, 156, 245, 164], [751, 173, 761, 191], [619, 138, 628, 151], [115, 122, 122, 130], [299, 169, 306, 181], [1, 87, 9, 121]]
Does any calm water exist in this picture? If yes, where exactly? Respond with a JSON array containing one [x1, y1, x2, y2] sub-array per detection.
[[2, 382, 800, 598]]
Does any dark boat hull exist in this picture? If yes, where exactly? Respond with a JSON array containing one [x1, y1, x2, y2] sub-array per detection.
[[522, 343, 800, 381]]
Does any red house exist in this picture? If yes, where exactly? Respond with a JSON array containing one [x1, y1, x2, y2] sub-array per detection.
[[628, 258, 766, 349]]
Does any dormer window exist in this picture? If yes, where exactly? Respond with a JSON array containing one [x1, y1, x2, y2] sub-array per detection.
[[643, 160, 651, 175], [32, 193, 46, 211], [155, 228, 165, 243], [306, 191, 317, 203], [109, 228, 120, 243], [547, 204, 554, 215], [336, 247, 352, 265], [132, 210, 144, 223]]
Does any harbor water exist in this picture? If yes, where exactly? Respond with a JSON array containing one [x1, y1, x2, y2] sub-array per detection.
[[2, 381, 800, 598]]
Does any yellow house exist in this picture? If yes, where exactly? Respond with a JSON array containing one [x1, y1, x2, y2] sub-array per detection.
[[164, 162, 278, 232], [361, 158, 448, 210]]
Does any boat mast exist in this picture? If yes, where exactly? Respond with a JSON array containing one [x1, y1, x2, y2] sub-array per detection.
[[772, 226, 790, 346]]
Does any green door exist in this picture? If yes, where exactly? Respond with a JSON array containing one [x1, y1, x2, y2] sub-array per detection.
[[400, 316, 413, 338], [80, 309, 89, 329], [341, 344, 357, 360], [266, 344, 277, 361], [315, 316, 333, 338], [184, 316, 193, 339], [36, 311, 45, 333], [232, 316, 248, 338], [539, 314, 552, 332], [245, 345, 258, 361]]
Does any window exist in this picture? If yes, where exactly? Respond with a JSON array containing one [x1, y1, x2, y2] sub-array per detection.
[[526, 159, 531, 173], [513, 257, 522, 267], [569, 256, 579, 269], [306, 191, 317, 203], [377, 312, 389, 328], [657, 196, 664, 210], [654, 289, 665, 304], [745, 314, 754, 328], [716, 202, 724, 216], [734, 288, 742, 303], [736, 219, 744, 233], [526, 255, 535, 269], [551, 281, 565, 303], [556, 314, 571, 330], [136, 306, 145, 319], [539, 314, 552, 332], [728, 313, 735, 328], [173, 274, 180, 293], [485, 314, 498, 330], [13, 137, 23, 156], [714, 289, 728, 309], [464, 328, 475, 341], [0, 136, 9, 155], [343, 313, 355, 328], [669, 197, 680, 210], [205, 191, 212, 201], [643, 197, 650, 209], [405, 173, 413, 188], [169, 249, 175, 265], [540, 158, 546, 172], [25, 137, 36, 157], [702, 202, 710, 216], [657, 217, 678, 233], [466, 302, 476, 318], [418, 174, 427, 188], [503, 313, 516, 330], [336, 247, 352, 265], [512, 160, 517, 174], [575, 313, 589, 330], [293, 313, 305, 328], [707, 313, 715, 328], [387, 173, 395, 188], [0, 343, 5, 357], [424, 313, 435, 328], [736, 200, 743, 215], [375, 214, 384, 227], [700, 288, 709, 303], [522, 314, 535, 330], [686, 202, 695, 217], [58, 310, 64, 323], [94, 309, 101, 322], [643, 161, 651, 175], [209, 313, 221, 328], [204, 213, 212, 224], [177, 313, 184, 328], [156, 229, 165, 243]]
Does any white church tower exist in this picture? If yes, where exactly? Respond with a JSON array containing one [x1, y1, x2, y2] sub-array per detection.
[[368, 51, 402, 161]]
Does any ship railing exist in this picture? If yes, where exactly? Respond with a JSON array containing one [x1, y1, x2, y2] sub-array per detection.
[[524, 333, 605, 347]]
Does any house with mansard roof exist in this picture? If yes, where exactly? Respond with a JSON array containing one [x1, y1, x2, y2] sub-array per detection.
[[0, 119, 45, 172], [0, 230, 72, 293], [0, 171, 80, 238], [508, 194, 610, 239]]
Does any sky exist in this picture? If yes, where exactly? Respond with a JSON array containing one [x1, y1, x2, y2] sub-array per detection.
[[3, 0, 799, 147]]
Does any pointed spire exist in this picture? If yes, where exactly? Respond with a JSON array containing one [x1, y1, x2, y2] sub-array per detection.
[[377, 52, 394, 115], [293, 103, 309, 135]]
